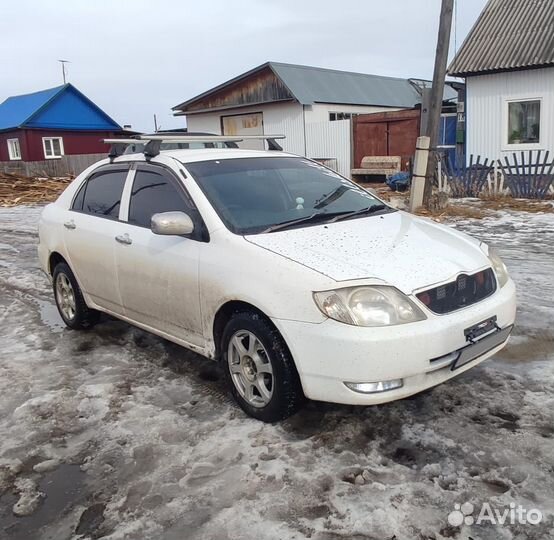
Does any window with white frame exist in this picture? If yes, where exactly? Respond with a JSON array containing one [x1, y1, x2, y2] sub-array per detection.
[[507, 99, 540, 145], [7, 138, 21, 160], [42, 137, 64, 158]]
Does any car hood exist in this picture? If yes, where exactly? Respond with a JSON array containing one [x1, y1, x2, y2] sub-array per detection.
[[245, 211, 490, 294]]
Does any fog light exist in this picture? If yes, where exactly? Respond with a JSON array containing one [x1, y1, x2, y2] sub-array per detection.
[[344, 379, 404, 394]]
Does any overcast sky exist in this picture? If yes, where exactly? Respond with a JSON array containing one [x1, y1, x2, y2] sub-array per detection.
[[1, 0, 487, 132]]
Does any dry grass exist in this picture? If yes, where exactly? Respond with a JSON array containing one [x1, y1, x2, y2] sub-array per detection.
[[415, 204, 488, 221], [368, 184, 409, 203], [0, 172, 72, 207], [477, 194, 554, 213], [364, 179, 554, 221], [415, 195, 553, 222]]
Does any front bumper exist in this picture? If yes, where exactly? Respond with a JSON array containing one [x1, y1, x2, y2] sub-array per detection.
[[272, 279, 516, 405]]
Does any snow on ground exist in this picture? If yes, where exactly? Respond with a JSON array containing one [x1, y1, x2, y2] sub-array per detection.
[[0, 206, 553, 540]]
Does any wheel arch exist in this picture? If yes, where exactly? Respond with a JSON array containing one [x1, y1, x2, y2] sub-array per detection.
[[212, 300, 281, 361], [48, 251, 89, 301], [214, 299, 305, 420], [48, 251, 69, 275]]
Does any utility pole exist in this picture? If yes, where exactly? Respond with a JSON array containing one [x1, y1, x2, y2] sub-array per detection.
[[423, 0, 454, 206], [58, 60, 70, 84], [153, 114, 159, 132], [409, 136, 431, 212]]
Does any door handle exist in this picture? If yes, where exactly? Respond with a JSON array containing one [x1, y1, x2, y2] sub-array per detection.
[[115, 233, 132, 245], [64, 220, 76, 230]]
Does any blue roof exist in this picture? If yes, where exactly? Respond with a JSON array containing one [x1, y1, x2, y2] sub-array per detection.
[[0, 84, 121, 132]]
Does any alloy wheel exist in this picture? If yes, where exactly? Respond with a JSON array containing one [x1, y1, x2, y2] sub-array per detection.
[[55, 273, 76, 321], [227, 330, 274, 408]]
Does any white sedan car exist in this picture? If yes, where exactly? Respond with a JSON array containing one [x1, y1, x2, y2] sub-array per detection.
[[38, 144, 516, 422]]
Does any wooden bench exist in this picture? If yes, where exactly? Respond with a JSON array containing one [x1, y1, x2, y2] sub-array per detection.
[[351, 156, 401, 179]]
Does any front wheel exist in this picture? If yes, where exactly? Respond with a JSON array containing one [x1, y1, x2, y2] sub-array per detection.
[[53, 262, 99, 329], [221, 311, 304, 422]]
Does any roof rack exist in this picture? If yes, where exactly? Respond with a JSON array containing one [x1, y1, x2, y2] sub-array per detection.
[[106, 139, 140, 159], [104, 134, 286, 160]]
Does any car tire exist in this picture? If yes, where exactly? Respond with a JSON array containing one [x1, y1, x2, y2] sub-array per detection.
[[52, 262, 99, 330], [221, 310, 304, 422]]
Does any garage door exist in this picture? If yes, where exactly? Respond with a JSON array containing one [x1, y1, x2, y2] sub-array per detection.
[[221, 112, 264, 150]]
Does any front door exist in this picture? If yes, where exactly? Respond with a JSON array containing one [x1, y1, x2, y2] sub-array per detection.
[[63, 165, 130, 313], [115, 164, 204, 347]]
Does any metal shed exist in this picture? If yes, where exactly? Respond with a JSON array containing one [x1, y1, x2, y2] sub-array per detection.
[[173, 62, 430, 177]]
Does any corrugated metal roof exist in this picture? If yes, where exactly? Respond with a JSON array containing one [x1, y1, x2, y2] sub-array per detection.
[[448, 0, 554, 76], [173, 62, 434, 113], [269, 62, 421, 107], [0, 84, 121, 132]]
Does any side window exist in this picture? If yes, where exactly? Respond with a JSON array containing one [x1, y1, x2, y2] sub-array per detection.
[[71, 182, 86, 211], [79, 170, 127, 218], [128, 169, 189, 228], [508, 99, 541, 144]]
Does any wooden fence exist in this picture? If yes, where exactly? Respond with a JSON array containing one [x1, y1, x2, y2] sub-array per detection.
[[0, 153, 106, 177], [440, 150, 554, 199]]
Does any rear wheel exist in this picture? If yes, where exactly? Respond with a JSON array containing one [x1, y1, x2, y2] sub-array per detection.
[[53, 262, 99, 329], [221, 310, 304, 422]]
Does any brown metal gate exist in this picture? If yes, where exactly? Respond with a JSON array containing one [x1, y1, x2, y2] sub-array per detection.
[[353, 109, 420, 171]]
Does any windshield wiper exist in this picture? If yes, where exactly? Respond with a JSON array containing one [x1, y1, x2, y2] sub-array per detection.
[[261, 212, 342, 233], [327, 204, 390, 223], [260, 205, 391, 233], [313, 185, 350, 209]]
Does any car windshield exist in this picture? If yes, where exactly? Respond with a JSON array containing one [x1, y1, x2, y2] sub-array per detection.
[[186, 157, 394, 234]]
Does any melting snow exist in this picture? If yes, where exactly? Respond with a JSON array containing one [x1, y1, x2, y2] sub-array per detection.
[[0, 205, 553, 539]]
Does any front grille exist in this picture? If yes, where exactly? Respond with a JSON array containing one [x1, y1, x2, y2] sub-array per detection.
[[416, 268, 497, 314]]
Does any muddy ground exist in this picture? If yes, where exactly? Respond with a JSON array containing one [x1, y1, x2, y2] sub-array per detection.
[[0, 206, 553, 540]]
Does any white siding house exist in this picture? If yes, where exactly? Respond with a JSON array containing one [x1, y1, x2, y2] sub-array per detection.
[[174, 62, 423, 178], [449, 0, 554, 165], [185, 102, 306, 159], [185, 102, 397, 178], [465, 68, 554, 162]]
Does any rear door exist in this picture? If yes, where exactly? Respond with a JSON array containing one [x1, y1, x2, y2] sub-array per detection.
[[115, 163, 204, 347], [63, 164, 130, 313]]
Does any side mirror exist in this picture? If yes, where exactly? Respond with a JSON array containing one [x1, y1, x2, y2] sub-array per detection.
[[151, 211, 194, 236], [367, 187, 378, 196]]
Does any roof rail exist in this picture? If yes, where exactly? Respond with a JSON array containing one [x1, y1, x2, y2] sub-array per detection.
[[104, 134, 285, 158]]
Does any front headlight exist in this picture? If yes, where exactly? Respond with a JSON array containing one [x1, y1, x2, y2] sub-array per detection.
[[313, 286, 426, 327], [486, 246, 509, 287]]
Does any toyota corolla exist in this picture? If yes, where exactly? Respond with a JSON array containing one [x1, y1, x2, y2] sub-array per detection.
[[38, 140, 516, 422]]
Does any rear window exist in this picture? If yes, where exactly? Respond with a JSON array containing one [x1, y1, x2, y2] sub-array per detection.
[[74, 170, 128, 219]]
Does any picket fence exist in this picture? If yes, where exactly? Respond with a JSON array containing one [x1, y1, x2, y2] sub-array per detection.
[[437, 150, 554, 199]]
